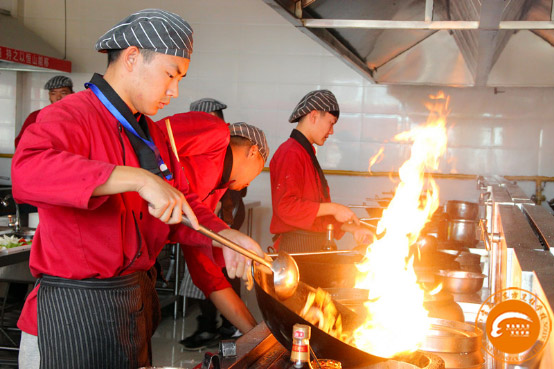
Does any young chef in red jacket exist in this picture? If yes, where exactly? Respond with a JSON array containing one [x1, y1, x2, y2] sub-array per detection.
[[14, 75, 74, 148], [270, 89, 373, 252], [11, 9, 263, 369], [157, 114, 267, 347]]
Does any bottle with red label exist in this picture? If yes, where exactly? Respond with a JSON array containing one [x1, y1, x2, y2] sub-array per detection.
[[289, 324, 314, 368]]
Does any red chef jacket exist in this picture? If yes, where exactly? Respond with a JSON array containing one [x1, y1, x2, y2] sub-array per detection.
[[157, 112, 232, 296], [157, 112, 230, 211], [270, 132, 343, 246], [12, 86, 227, 335], [14, 109, 40, 148]]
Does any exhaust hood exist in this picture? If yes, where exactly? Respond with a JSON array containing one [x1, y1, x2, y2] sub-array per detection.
[[262, 0, 554, 87], [0, 10, 71, 73]]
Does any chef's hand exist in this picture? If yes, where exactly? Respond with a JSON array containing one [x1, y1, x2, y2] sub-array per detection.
[[138, 170, 198, 228], [215, 229, 264, 280], [317, 203, 359, 224], [341, 222, 374, 245], [92, 166, 199, 228], [332, 203, 360, 225], [352, 226, 374, 245]]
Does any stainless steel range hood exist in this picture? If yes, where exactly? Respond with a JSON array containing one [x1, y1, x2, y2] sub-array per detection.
[[262, 0, 554, 87], [0, 10, 71, 73]]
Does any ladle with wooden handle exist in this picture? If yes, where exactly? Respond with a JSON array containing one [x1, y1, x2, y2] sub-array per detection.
[[180, 217, 299, 300]]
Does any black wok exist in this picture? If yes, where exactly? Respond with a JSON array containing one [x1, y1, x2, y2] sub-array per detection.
[[253, 263, 436, 369], [291, 251, 363, 289]]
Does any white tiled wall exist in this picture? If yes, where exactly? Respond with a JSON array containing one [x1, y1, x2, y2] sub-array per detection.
[[0, 71, 17, 154], [1, 0, 554, 247]]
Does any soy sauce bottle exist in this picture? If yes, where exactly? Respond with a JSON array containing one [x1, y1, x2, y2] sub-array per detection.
[[322, 224, 337, 251], [289, 324, 314, 368]]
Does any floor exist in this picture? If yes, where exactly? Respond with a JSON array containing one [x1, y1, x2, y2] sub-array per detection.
[[151, 302, 215, 369]]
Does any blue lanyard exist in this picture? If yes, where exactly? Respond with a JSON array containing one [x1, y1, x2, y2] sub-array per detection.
[[85, 82, 173, 180]]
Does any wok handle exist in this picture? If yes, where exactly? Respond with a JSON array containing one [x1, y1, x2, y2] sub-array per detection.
[[181, 217, 271, 268]]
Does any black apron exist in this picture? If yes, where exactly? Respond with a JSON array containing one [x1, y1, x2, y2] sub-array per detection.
[[278, 230, 327, 253], [37, 268, 160, 369]]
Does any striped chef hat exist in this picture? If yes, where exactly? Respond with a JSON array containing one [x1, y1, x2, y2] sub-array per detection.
[[95, 9, 193, 59], [44, 75, 73, 90], [229, 123, 269, 163], [190, 98, 227, 113], [288, 89, 340, 123]]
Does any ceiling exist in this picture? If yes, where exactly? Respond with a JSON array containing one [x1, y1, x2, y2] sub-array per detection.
[[262, 0, 554, 87]]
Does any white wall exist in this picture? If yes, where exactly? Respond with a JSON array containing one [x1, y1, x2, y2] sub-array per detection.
[[1, 0, 553, 249]]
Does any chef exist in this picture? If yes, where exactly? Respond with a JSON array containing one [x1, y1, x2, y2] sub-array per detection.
[[270, 89, 373, 252], [189, 97, 227, 120], [157, 113, 267, 347], [11, 9, 263, 369], [14, 75, 74, 148]]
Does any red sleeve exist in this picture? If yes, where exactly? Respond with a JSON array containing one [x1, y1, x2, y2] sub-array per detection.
[[271, 149, 321, 230], [182, 245, 230, 297], [14, 110, 41, 149], [11, 105, 114, 210], [156, 112, 229, 200]]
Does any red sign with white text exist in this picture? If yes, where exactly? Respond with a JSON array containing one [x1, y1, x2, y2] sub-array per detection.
[[0, 46, 71, 72]]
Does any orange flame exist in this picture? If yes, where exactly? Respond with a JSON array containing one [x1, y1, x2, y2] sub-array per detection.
[[353, 92, 450, 357], [368, 147, 385, 172]]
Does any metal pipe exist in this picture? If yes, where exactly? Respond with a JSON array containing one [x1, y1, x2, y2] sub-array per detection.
[[301, 18, 554, 31], [302, 19, 479, 30], [498, 21, 554, 30], [262, 169, 554, 206], [425, 0, 434, 22]]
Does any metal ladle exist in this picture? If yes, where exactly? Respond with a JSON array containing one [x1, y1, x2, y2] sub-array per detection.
[[181, 218, 299, 300]]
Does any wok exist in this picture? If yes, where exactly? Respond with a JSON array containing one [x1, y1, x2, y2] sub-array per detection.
[[291, 251, 363, 289], [253, 263, 374, 367], [253, 263, 435, 369]]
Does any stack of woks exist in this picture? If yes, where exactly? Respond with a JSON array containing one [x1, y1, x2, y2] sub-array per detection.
[[420, 318, 484, 369]]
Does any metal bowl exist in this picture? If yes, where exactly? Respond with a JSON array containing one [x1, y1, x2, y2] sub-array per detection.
[[447, 219, 478, 247], [445, 200, 479, 221], [436, 270, 486, 294]]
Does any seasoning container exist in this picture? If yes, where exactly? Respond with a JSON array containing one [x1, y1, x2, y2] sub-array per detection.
[[289, 324, 313, 368], [322, 224, 337, 251]]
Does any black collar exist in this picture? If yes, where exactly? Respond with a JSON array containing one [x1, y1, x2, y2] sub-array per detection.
[[217, 145, 233, 188], [290, 129, 330, 199], [89, 73, 152, 141], [87, 73, 166, 178]]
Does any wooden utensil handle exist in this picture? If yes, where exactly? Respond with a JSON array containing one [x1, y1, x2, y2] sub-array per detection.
[[180, 217, 271, 268]]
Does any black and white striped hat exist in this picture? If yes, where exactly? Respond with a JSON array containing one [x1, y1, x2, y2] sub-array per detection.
[[44, 75, 73, 90], [229, 123, 269, 163], [288, 89, 340, 123], [190, 98, 227, 113], [95, 9, 193, 59]]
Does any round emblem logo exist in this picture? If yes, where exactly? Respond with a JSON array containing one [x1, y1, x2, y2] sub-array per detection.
[[476, 287, 551, 364]]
